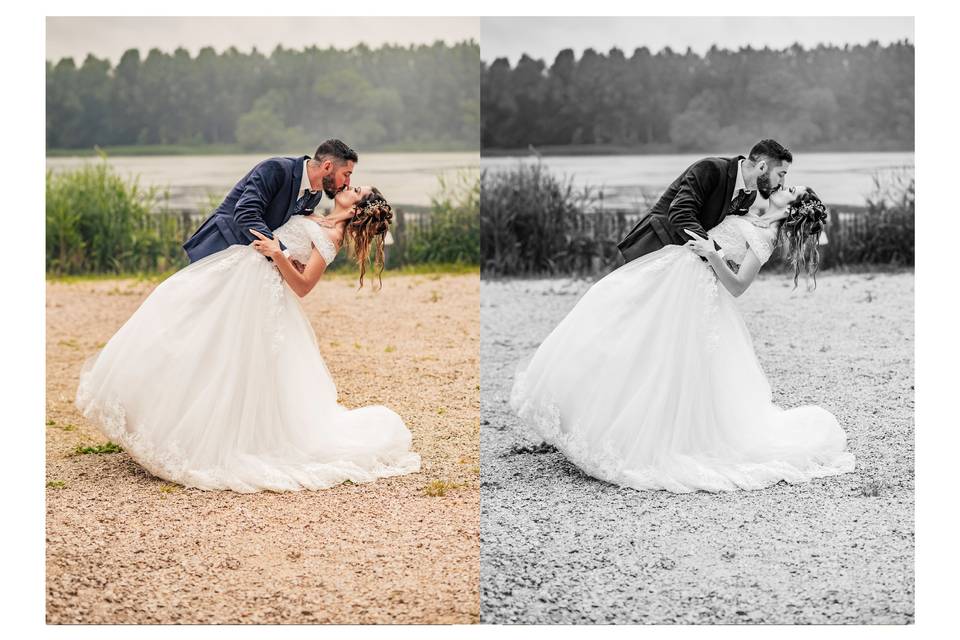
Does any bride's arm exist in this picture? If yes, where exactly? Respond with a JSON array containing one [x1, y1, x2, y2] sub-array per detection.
[[249, 229, 330, 297], [703, 248, 762, 298], [272, 246, 329, 298], [684, 229, 762, 297]]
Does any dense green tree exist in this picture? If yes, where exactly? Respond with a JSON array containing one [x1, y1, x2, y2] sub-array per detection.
[[47, 41, 480, 151], [481, 41, 914, 152]]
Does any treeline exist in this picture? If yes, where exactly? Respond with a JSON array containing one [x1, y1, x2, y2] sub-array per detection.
[[482, 41, 914, 152], [47, 41, 480, 151]]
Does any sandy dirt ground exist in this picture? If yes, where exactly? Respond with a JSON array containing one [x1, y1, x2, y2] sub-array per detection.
[[45, 272, 479, 624], [480, 271, 914, 624]]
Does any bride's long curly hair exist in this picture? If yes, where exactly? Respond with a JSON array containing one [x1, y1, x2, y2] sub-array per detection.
[[774, 187, 829, 289], [346, 187, 393, 289]]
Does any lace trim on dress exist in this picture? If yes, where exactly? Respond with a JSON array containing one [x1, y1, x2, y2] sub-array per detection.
[[708, 220, 748, 265], [76, 374, 192, 482], [510, 365, 856, 494], [510, 368, 626, 483], [299, 218, 339, 265], [735, 218, 777, 264], [75, 376, 421, 493], [692, 253, 721, 353], [267, 270, 285, 354]]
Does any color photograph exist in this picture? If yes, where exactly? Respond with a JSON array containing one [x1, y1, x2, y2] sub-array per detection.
[[45, 16, 480, 624]]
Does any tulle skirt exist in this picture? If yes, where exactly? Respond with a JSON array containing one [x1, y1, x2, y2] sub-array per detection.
[[76, 244, 421, 492], [510, 245, 854, 493]]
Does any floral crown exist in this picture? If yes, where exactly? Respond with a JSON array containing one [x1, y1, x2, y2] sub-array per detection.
[[783, 194, 828, 237], [350, 195, 393, 235]]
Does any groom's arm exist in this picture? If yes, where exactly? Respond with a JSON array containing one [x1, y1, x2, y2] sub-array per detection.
[[666, 160, 719, 241], [234, 160, 287, 251]]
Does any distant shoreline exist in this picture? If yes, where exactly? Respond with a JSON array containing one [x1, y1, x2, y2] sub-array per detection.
[[46, 143, 482, 158], [481, 143, 914, 158]]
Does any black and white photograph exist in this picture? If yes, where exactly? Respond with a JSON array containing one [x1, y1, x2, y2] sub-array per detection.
[[480, 16, 914, 624]]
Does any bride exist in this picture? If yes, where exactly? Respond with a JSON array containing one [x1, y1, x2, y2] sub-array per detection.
[[510, 185, 855, 493], [76, 186, 421, 493]]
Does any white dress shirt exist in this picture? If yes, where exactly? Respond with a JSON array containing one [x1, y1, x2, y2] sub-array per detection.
[[298, 159, 314, 199], [733, 159, 749, 199]]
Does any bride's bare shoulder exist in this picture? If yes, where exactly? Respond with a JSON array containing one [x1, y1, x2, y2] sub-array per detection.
[[303, 215, 343, 249]]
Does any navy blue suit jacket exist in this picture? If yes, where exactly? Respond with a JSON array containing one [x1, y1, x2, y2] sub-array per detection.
[[183, 155, 318, 263], [617, 156, 743, 262]]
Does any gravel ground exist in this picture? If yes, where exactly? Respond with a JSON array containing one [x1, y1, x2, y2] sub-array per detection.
[[480, 270, 914, 624], [46, 272, 480, 624]]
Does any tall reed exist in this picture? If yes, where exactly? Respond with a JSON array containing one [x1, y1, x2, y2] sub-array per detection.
[[46, 156, 190, 275], [396, 169, 480, 266], [480, 162, 595, 275]]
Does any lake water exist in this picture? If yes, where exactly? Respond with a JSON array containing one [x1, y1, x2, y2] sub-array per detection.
[[481, 152, 914, 209], [47, 152, 480, 214]]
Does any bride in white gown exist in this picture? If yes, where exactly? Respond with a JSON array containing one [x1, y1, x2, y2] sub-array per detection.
[[76, 186, 421, 493], [510, 186, 855, 493]]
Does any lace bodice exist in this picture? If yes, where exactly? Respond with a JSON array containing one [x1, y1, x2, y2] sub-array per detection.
[[708, 215, 778, 266], [274, 215, 339, 265]]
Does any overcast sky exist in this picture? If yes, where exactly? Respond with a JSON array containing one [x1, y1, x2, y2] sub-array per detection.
[[481, 16, 914, 64], [46, 17, 479, 64]]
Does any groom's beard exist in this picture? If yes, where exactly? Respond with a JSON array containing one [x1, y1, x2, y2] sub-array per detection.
[[756, 172, 776, 199], [322, 174, 339, 199]]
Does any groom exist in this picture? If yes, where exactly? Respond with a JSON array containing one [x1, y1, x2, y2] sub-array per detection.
[[617, 139, 793, 262], [183, 138, 358, 263]]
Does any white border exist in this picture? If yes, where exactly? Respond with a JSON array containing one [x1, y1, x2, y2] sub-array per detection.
[[5, 1, 952, 638]]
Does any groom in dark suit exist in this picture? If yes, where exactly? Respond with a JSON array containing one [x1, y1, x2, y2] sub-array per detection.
[[183, 139, 358, 263], [617, 139, 793, 262]]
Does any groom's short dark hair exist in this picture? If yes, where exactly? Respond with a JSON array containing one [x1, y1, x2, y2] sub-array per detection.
[[748, 139, 793, 165], [314, 139, 358, 165]]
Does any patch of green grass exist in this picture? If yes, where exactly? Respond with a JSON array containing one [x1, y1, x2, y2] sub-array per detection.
[[422, 479, 462, 497], [46, 259, 475, 284], [73, 441, 123, 455], [437, 407, 446, 415], [430, 291, 441, 303], [46, 480, 67, 489], [46, 419, 56, 426], [58, 339, 80, 349], [158, 483, 181, 494], [354, 342, 362, 350], [325, 263, 479, 281], [385, 345, 397, 353]]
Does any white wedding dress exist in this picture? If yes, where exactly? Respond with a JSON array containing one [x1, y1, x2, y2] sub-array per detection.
[[510, 215, 855, 493], [76, 215, 421, 492]]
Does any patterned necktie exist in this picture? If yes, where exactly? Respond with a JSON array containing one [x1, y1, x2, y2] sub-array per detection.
[[295, 189, 318, 214], [728, 189, 757, 215]]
